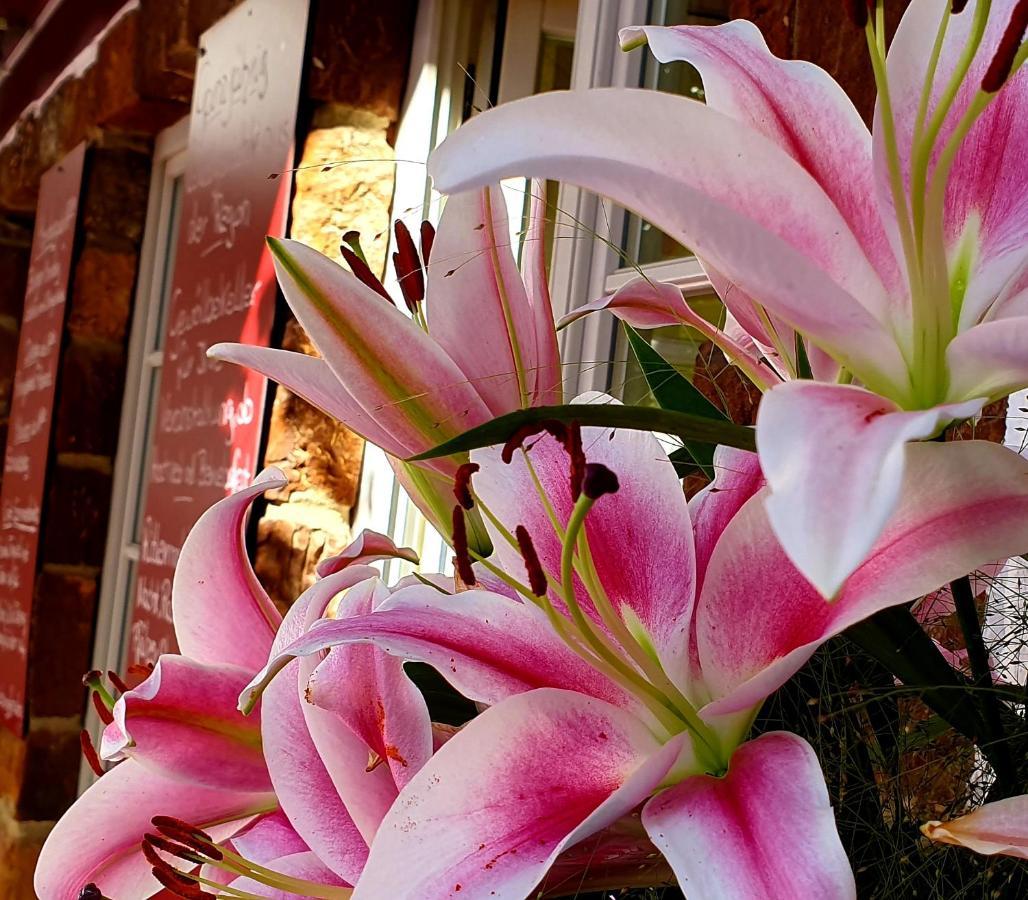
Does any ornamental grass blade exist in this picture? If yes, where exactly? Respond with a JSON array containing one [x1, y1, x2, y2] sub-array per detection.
[[408, 402, 755, 462]]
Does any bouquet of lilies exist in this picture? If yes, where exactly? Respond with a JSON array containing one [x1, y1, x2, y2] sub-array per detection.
[[37, 1, 1028, 897]]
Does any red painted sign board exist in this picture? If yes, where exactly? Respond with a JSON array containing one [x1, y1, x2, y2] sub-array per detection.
[[125, 0, 309, 667], [0, 142, 86, 734]]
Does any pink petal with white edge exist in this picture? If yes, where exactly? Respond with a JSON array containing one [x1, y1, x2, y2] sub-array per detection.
[[316, 528, 419, 578], [429, 89, 911, 397], [243, 585, 636, 715], [100, 655, 270, 793], [881, 0, 1028, 327], [698, 440, 1028, 716], [303, 577, 433, 794], [522, 179, 563, 405], [627, 20, 900, 300], [643, 732, 855, 900], [227, 851, 352, 897], [268, 237, 491, 452], [351, 689, 689, 900], [33, 760, 272, 900], [471, 397, 698, 691], [260, 568, 383, 882], [923, 795, 1028, 859], [231, 810, 309, 863], [426, 186, 538, 414], [946, 316, 1028, 401], [207, 344, 417, 459], [172, 468, 284, 671], [757, 381, 984, 597]]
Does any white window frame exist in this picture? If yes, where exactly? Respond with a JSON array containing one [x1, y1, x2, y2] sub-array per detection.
[[80, 117, 189, 791]]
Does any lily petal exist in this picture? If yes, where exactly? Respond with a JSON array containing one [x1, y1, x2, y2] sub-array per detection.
[[100, 655, 270, 793], [426, 186, 538, 414], [642, 732, 855, 900], [316, 529, 419, 578], [33, 760, 272, 900], [429, 88, 910, 394], [882, 0, 1028, 328], [244, 585, 636, 714], [304, 577, 433, 793], [757, 381, 984, 596], [268, 237, 492, 452], [522, 179, 563, 405], [946, 316, 1028, 401], [471, 401, 698, 691], [173, 469, 285, 670], [625, 20, 900, 300], [351, 688, 688, 900], [260, 568, 382, 882], [208, 344, 417, 458], [228, 851, 353, 897], [698, 439, 1028, 715], [923, 794, 1028, 859]]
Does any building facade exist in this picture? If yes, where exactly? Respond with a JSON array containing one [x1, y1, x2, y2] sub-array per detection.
[[0, 0, 954, 893]]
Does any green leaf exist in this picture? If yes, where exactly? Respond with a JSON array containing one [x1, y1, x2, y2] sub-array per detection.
[[408, 402, 756, 462], [625, 325, 725, 477], [846, 606, 986, 748]]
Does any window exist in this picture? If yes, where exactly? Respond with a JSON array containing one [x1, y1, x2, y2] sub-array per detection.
[[80, 119, 188, 789], [353, 0, 580, 579]]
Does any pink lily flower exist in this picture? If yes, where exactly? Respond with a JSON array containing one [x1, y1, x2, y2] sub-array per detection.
[[427, 0, 1028, 596], [34, 470, 420, 899], [244, 397, 1028, 898], [209, 184, 561, 550], [923, 794, 1028, 859]]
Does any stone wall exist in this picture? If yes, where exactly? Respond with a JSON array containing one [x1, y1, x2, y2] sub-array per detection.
[[0, 0, 416, 891]]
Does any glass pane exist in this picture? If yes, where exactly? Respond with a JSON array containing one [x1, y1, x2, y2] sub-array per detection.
[[152, 176, 184, 348], [621, 0, 731, 266]]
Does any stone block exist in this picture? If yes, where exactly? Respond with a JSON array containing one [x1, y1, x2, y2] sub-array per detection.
[[290, 105, 395, 272], [306, 0, 417, 120], [27, 570, 97, 719], [68, 246, 138, 342], [16, 722, 81, 821], [0, 118, 41, 214], [41, 465, 114, 568], [81, 148, 151, 247], [53, 338, 127, 457]]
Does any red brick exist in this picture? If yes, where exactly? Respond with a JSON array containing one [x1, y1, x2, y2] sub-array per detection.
[[53, 338, 128, 457], [0, 240, 30, 321], [27, 571, 97, 719], [68, 246, 138, 342]]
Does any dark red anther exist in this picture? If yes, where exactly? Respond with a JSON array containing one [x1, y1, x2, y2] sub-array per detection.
[[982, 0, 1028, 92], [501, 422, 547, 463], [451, 506, 477, 587], [515, 526, 548, 596], [81, 670, 103, 689], [77, 884, 107, 900], [565, 422, 585, 500], [91, 691, 113, 725], [582, 463, 620, 500], [453, 462, 480, 510], [80, 730, 104, 777], [393, 220, 425, 313], [151, 816, 214, 854], [340, 245, 396, 306], [127, 662, 155, 678], [150, 864, 214, 899], [952, 0, 970, 12], [420, 220, 436, 264], [107, 670, 130, 695], [145, 832, 215, 864]]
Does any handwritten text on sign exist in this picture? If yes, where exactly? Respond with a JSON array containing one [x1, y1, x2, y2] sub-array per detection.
[[0, 143, 86, 734], [126, 0, 309, 666]]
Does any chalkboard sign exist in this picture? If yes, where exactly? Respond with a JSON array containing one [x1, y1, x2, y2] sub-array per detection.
[[126, 0, 309, 666], [0, 143, 86, 734]]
